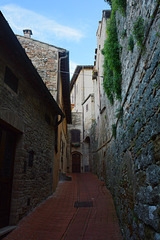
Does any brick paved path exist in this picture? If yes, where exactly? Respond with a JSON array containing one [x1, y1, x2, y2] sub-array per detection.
[[4, 173, 122, 240]]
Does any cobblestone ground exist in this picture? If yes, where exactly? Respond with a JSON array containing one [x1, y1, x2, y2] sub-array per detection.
[[4, 173, 122, 240]]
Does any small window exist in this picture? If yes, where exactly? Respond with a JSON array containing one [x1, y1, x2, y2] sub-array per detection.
[[4, 67, 19, 93], [71, 129, 80, 143], [86, 104, 88, 112]]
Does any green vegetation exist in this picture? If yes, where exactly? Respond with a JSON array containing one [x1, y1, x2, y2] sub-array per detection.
[[121, 29, 127, 39], [128, 35, 134, 52], [102, 3, 122, 104], [151, 14, 155, 19], [102, 0, 128, 104], [104, 0, 127, 14], [102, 0, 127, 104], [104, 0, 112, 5], [103, 60, 114, 104], [133, 17, 145, 48], [156, 32, 160, 37], [114, 0, 127, 15], [112, 124, 117, 139], [116, 106, 123, 124]]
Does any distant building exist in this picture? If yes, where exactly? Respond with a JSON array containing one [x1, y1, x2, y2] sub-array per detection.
[[0, 12, 64, 228], [94, 10, 111, 123], [68, 65, 94, 173]]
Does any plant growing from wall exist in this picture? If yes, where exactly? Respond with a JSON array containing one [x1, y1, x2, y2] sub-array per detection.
[[121, 29, 127, 39], [112, 124, 117, 139], [102, 2, 122, 104], [103, 60, 114, 104], [114, 0, 127, 15], [104, 0, 112, 6], [128, 35, 134, 52], [133, 17, 145, 49], [116, 106, 123, 124]]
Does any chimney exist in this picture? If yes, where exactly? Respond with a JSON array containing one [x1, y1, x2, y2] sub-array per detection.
[[23, 29, 33, 38]]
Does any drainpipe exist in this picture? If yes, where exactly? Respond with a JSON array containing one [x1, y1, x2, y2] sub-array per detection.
[[54, 50, 68, 127], [82, 66, 85, 172], [82, 66, 85, 139], [57, 50, 69, 105]]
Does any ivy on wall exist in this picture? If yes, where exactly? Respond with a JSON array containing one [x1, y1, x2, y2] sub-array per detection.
[[133, 16, 145, 49], [102, 0, 127, 104], [114, 0, 127, 15], [128, 35, 134, 52], [104, 0, 126, 14]]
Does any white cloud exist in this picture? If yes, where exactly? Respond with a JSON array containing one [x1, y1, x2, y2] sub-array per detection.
[[0, 4, 84, 43]]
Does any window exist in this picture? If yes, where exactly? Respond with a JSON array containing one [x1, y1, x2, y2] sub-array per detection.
[[86, 104, 88, 112], [71, 129, 80, 143], [4, 67, 19, 93]]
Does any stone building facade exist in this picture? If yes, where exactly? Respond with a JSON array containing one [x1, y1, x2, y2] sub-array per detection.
[[17, 31, 63, 99], [91, 10, 111, 178], [68, 66, 94, 173], [91, 2, 160, 239], [0, 12, 64, 228], [17, 32, 71, 190]]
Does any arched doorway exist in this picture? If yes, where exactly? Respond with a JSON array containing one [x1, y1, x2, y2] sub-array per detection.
[[72, 153, 81, 173]]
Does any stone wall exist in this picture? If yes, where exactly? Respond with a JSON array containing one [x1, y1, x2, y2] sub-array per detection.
[[92, 1, 160, 239], [17, 35, 61, 99], [0, 59, 56, 225]]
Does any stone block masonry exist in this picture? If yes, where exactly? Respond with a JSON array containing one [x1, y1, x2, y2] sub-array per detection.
[[0, 58, 56, 225], [92, 1, 160, 239], [17, 35, 60, 100]]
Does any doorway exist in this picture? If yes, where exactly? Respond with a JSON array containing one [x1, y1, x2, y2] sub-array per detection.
[[72, 153, 81, 173], [0, 125, 16, 228]]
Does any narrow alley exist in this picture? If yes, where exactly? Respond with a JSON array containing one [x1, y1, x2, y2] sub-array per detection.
[[3, 173, 122, 240], [1, 0, 159, 239]]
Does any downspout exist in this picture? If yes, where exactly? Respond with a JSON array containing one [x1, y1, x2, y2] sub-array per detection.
[[82, 67, 84, 172], [55, 50, 68, 126], [82, 66, 85, 139], [57, 50, 69, 104]]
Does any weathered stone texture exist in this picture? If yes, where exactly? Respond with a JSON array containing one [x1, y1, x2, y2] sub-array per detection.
[[17, 36, 60, 99], [0, 59, 56, 225], [92, 1, 160, 239]]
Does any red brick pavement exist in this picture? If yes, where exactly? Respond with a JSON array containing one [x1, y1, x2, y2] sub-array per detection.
[[4, 173, 122, 240]]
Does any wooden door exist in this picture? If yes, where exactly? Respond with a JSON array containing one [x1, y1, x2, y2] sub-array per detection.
[[0, 126, 16, 228], [72, 153, 81, 173]]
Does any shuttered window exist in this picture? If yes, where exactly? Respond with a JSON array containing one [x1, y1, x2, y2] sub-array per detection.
[[71, 129, 80, 143]]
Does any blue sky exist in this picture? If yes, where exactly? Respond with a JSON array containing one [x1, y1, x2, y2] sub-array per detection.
[[0, 0, 110, 75]]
